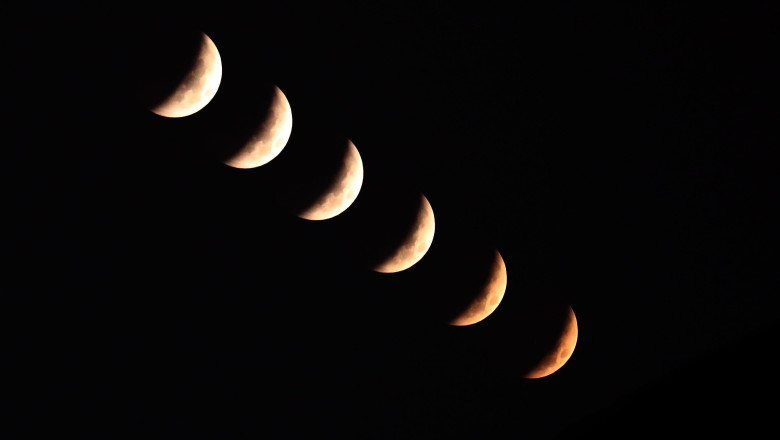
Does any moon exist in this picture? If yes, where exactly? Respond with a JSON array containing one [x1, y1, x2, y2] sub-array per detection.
[[221, 85, 293, 169], [524, 305, 578, 379], [297, 139, 364, 220], [449, 249, 507, 326], [373, 194, 435, 273], [149, 32, 222, 118]]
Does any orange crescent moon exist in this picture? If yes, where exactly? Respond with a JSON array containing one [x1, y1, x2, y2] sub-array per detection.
[[150, 32, 222, 118], [297, 139, 364, 221], [373, 194, 435, 273], [449, 249, 507, 326], [222, 85, 293, 169], [524, 305, 578, 379]]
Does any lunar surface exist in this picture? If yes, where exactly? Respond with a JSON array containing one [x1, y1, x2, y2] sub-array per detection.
[[150, 32, 222, 118], [297, 140, 363, 220], [222, 85, 293, 169], [373, 194, 435, 273], [449, 250, 507, 326], [524, 306, 578, 379]]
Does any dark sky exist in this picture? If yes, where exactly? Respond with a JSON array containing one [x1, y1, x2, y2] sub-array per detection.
[[5, 2, 777, 438]]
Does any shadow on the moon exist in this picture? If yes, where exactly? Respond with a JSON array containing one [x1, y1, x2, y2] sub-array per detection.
[[265, 118, 356, 217], [196, 79, 284, 164], [337, 177, 426, 271], [487, 286, 575, 378], [403, 234, 501, 325], [125, 25, 205, 112]]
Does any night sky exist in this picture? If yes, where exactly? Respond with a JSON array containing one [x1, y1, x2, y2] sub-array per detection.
[[5, 2, 777, 438]]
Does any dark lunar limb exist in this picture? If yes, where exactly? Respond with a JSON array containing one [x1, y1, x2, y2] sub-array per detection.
[[125, 25, 205, 112]]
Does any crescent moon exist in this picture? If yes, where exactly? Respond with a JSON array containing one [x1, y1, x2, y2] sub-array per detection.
[[524, 305, 578, 379], [373, 194, 435, 273], [297, 139, 364, 220], [449, 249, 507, 326], [150, 32, 222, 118], [222, 85, 293, 169]]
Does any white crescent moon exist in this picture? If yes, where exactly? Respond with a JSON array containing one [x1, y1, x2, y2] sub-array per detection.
[[150, 32, 222, 118], [222, 85, 293, 169], [449, 249, 507, 326], [297, 139, 364, 220], [373, 194, 435, 273]]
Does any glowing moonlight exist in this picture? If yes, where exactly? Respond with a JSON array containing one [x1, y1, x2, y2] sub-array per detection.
[[222, 85, 293, 169], [373, 194, 435, 273], [449, 249, 507, 326], [524, 306, 578, 379], [150, 32, 222, 118], [297, 139, 364, 220]]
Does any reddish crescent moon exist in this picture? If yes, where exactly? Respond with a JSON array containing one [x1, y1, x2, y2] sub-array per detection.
[[222, 85, 293, 169], [150, 32, 222, 118], [373, 194, 435, 273], [449, 249, 507, 326], [297, 139, 364, 220], [524, 305, 578, 379]]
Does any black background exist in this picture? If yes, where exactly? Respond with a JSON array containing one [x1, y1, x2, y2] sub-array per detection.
[[4, 2, 777, 438]]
